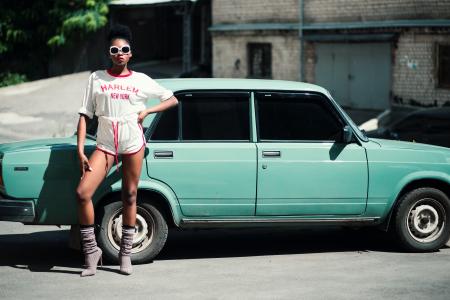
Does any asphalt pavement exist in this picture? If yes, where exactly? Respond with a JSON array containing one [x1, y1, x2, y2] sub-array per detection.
[[1, 221, 450, 300]]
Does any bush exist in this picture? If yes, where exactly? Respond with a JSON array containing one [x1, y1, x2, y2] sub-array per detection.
[[0, 72, 27, 87]]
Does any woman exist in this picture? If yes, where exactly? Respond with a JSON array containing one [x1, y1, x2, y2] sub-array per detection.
[[76, 24, 178, 277]]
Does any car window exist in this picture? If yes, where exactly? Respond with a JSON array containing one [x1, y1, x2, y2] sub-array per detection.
[[256, 92, 343, 141], [149, 105, 179, 141], [181, 92, 250, 141]]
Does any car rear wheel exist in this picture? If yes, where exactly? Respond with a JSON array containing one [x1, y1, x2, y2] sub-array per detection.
[[97, 200, 168, 264], [393, 187, 450, 252]]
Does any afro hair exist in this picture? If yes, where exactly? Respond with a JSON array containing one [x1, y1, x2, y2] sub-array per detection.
[[107, 24, 132, 44]]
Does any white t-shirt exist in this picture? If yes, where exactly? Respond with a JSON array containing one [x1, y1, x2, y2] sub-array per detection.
[[78, 69, 174, 119]]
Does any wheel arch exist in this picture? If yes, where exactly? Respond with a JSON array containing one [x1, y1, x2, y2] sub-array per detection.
[[380, 177, 450, 231], [93, 180, 183, 228], [137, 189, 177, 228]]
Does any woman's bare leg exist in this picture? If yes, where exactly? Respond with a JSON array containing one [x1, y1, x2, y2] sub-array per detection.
[[121, 146, 145, 226], [76, 150, 115, 225], [118, 146, 144, 275]]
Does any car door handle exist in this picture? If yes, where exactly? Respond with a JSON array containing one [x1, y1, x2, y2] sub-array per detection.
[[262, 150, 281, 158], [154, 151, 173, 158]]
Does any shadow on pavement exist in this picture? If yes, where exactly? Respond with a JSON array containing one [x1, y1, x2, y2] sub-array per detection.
[[1, 227, 448, 270], [158, 226, 402, 260], [0, 229, 118, 274]]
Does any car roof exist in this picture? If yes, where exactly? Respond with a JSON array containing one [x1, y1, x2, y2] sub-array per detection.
[[155, 78, 330, 94], [408, 107, 450, 118]]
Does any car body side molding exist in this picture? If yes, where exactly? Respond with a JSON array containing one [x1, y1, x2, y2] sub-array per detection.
[[180, 217, 380, 228]]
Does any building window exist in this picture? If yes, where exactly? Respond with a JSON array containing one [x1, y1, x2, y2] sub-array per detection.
[[247, 43, 272, 79], [437, 44, 450, 89]]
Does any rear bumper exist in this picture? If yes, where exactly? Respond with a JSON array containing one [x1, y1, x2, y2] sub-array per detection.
[[0, 195, 35, 222]]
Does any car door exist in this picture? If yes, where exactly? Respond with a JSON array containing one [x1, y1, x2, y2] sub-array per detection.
[[254, 92, 368, 216], [145, 91, 257, 217]]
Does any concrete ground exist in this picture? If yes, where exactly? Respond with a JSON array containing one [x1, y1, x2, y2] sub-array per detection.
[[1, 221, 450, 300], [0, 72, 90, 143]]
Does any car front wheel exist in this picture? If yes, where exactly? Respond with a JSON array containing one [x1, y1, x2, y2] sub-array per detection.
[[393, 187, 450, 252], [97, 200, 168, 264]]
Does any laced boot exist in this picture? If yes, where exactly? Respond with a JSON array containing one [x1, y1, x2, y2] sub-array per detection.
[[80, 225, 102, 277], [119, 225, 135, 275]]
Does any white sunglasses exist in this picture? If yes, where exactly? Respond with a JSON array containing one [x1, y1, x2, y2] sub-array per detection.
[[109, 45, 131, 55]]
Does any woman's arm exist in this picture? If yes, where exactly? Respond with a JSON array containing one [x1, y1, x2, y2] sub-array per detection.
[[138, 95, 179, 123], [77, 115, 93, 178]]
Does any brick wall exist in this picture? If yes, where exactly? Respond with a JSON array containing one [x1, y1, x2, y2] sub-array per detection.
[[212, 32, 300, 81], [302, 31, 450, 106], [211, 0, 450, 106], [392, 32, 450, 106], [212, 0, 450, 24], [304, 0, 450, 23], [212, 0, 299, 24]]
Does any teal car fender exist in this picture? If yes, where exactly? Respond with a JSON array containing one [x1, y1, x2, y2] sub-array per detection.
[[0, 137, 94, 224], [364, 139, 450, 220]]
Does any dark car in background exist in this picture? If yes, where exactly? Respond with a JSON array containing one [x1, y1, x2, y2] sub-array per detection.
[[366, 107, 450, 148]]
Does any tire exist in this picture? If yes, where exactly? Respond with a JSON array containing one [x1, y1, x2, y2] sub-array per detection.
[[96, 200, 168, 264], [393, 187, 450, 252]]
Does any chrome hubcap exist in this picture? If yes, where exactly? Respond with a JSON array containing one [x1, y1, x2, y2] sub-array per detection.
[[407, 198, 445, 243], [107, 206, 156, 254]]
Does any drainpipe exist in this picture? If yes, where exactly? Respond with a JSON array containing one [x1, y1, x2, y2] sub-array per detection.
[[176, 1, 193, 73], [183, 2, 193, 73], [298, 0, 304, 82]]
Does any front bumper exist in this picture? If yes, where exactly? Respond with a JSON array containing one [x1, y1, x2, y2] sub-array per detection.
[[0, 194, 35, 222]]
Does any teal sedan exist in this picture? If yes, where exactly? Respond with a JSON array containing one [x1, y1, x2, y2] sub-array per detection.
[[1, 78, 450, 263]]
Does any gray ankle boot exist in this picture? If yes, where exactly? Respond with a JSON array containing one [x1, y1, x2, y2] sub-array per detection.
[[119, 226, 135, 275], [80, 226, 102, 277]]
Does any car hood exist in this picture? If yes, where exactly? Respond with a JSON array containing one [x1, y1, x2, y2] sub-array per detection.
[[0, 135, 95, 153], [369, 138, 450, 153]]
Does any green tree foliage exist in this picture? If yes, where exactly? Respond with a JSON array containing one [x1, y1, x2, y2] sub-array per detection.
[[0, 0, 109, 85], [0, 72, 27, 88]]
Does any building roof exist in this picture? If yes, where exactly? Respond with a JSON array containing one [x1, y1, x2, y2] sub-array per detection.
[[110, 0, 196, 5]]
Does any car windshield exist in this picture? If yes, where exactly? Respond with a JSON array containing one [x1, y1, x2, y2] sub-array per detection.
[[326, 93, 369, 142]]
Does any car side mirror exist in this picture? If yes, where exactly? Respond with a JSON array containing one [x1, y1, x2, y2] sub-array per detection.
[[341, 125, 353, 143]]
